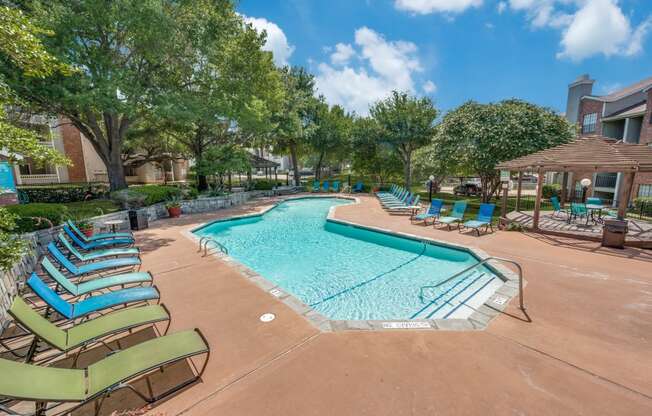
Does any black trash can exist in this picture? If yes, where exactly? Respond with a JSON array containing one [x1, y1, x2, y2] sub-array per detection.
[[128, 209, 149, 231], [602, 219, 628, 249]]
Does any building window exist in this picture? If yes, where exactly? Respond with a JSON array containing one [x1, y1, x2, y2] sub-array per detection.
[[582, 113, 598, 134], [639, 184, 652, 198]]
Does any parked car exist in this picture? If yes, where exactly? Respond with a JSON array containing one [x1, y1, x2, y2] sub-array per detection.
[[453, 183, 481, 196]]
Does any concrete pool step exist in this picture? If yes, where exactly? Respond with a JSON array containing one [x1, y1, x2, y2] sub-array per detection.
[[412, 270, 495, 319], [429, 273, 499, 320]]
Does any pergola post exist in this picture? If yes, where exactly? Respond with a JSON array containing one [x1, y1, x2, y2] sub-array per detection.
[[516, 171, 523, 212], [617, 171, 635, 219], [560, 172, 568, 205], [532, 169, 544, 230]]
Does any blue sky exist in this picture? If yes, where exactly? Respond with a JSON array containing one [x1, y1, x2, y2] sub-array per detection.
[[238, 0, 652, 115]]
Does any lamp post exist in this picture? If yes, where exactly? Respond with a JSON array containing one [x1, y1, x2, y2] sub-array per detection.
[[428, 175, 435, 202], [580, 178, 592, 202]]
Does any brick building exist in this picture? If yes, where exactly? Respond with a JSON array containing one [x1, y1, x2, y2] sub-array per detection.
[[564, 74, 652, 204]]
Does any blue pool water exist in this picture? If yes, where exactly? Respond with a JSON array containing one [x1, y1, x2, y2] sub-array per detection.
[[195, 198, 502, 320]]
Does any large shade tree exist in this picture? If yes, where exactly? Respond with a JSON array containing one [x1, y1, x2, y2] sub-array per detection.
[[307, 100, 352, 180], [436, 99, 575, 202], [370, 91, 438, 189], [351, 117, 402, 186]]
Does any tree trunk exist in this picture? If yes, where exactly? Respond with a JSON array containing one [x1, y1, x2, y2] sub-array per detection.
[[108, 153, 128, 191], [314, 152, 324, 180], [402, 152, 412, 189], [289, 144, 301, 186]]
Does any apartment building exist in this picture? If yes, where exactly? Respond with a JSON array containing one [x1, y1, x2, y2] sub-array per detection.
[[564, 74, 652, 203]]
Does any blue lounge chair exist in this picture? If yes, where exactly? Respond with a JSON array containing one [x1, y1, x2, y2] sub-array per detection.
[[67, 220, 133, 242], [460, 203, 495, 235], [40, 257, 152, 297], [387, 195, 421, 213], [64, 225, 133, 250], [331, 180, 340, 193], [550, 196, 568, 218], [435, 201, 468, 230], [383, 192, 413, 208], [57, 233, 139, 261], [376, 184, 395, 197], [412, 199, 444, 224], [27, 273, 159, 320], [47, 243, 140, 276], [352, 181, 364, 193], [378, 185, 402, 200], [322, 180, 330, 192], [312, 180, 320, 192]]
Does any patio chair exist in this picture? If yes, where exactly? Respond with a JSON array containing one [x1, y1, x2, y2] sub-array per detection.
[[57, 233, 140, 262], [550, 196, 568, 218], [568, 202, 589, 224], [586, 197, 602, 205], [435, 201, 468, 230], [5, 296, 170, 363], [352, 181, 364, 193], [459, 203, 496, 236], [0, 329, 209, 416], [47, 243, 140, 276], [412, 199, 443, 225], [26, 273, 160, 321], [312, 180, 320, 192], [322, 180, 330, 192], [64, 225, 134, 250], [67, 220, 133, 242], [331, 180, 340, 193], [40, 257, 152, 297]]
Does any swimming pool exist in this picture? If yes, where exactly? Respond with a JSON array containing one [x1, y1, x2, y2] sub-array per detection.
[[194, 197, 504, 321]]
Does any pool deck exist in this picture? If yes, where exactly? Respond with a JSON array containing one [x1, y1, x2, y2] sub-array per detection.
[[80, 194, 651, 415]]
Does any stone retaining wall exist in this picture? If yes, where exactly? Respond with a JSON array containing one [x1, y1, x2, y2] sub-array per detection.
[[0, 190, 274, 327]]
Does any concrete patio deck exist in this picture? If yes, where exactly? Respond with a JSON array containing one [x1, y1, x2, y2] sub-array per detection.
[[68, 194, 651, 415]]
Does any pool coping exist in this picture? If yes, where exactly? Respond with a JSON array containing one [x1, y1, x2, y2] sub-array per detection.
[[183, 195, 523, 332]]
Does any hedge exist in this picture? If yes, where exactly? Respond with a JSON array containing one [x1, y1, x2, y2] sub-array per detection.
[[4, 203, 70, 233], [542, 184, 561, 199], [251, 180, 280, 191], [111, 185, 182, 207], [17, 183, 109, 203]]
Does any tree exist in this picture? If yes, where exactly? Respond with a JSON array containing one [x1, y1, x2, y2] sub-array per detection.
[[351, 117, 402, 186], [271, 67, 316, 186], [0, 5, 69, 270], [307, 101, 352, 180], [370, 91, 438, 189], [197, 144, 251, 188], [436, 99, 575, 202]]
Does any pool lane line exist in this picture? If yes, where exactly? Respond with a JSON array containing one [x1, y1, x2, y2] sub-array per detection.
[[309, 243, 427, 308]]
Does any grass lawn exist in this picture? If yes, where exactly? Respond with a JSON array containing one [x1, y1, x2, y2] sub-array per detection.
[[62, 200, 121, 219]]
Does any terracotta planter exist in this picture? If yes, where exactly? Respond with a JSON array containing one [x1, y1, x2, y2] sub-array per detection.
[[79, 226, 94, 237], [167, 206, 182, 218]]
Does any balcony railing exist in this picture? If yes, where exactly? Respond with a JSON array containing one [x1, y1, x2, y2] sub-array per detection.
[[594, 174, 618, 189], [20, 174, 60, 185]]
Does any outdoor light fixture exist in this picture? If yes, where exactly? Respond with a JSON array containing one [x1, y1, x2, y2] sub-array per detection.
[[580, 178, 592, 202], [428, 175, 435, 202]]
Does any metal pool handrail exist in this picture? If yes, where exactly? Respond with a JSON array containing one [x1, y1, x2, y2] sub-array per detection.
[[198, 236, 228, 256], [419, 256, 525, 311]]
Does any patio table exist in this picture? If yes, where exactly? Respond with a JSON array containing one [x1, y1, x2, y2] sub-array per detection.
[[586, 204, 605, 224]]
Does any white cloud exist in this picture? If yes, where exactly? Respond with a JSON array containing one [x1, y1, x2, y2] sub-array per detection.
[[330, 43, 356, 65], [394, 0, 483, 15], [507, 0, 652, 61], [423, 80, 437, 93], [315, 27, 426, 115], [243, 16, 295, 66], [497, 1, 507, 14], [557, 0, 650, 61]]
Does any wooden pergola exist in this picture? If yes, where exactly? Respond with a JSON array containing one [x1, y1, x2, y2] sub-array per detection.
[[496, 137, 652, 229], [249, 153, 280, 181]]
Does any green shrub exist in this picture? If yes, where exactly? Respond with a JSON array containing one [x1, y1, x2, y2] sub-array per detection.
[[17, 183, 109, 203], [633, 197, 652, 208], [112, 185, 181, 207], [4, 203, 70, 232], [251, 180, 278, 190], [542, 184, 561, 199]]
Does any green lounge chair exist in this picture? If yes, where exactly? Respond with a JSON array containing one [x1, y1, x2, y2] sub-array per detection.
[[57, 233, 139, 261], [550, 196, 567, 218], [459, 203, 495, 235], [312, 180, 320, 192], [40, 257, 152, 297], [0, 329, 209, 416], [5, 297, 170, 364], [67, 220, 133, 242], [331, 180, 340, 193], [435, 201, 468, 230]]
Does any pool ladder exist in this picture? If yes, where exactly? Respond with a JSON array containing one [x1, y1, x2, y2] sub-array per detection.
[[198, 236, 229, 256], [418, 256, 525, 312]]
